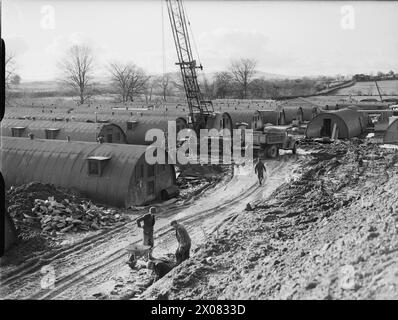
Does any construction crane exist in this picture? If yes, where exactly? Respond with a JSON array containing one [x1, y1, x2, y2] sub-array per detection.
[[165, 0, 214, 134]]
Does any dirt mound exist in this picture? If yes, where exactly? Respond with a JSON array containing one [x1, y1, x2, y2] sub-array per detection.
[[141, 140, 398, 300]]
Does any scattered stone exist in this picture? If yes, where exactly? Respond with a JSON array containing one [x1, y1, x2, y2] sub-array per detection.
[[338, 265, 357, 291], [305, 281, 318, 290], [367, 232, 379, 240]]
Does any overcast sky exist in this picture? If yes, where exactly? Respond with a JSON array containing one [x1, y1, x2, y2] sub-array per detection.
[[2, 0, 398, 81]]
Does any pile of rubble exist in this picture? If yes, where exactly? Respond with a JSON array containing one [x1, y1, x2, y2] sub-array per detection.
[[6, 182, 124, 239], [176, 164, 229, 199], [31, 197, 122, 233]]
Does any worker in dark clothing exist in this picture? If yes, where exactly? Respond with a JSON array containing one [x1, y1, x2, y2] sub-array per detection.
[[147, 259, 174, 283], [137, 207, 156, 247], [170, 220, 191, 265], [254, 159, 267, 186]]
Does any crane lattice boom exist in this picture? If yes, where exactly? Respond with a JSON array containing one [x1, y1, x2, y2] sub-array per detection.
[[166, 0, 213, 132]]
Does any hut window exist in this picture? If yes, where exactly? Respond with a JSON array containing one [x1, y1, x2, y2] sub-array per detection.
[[45, 129, 60, 139], [147, 164, 155, 177], [116, 132, 121, 141], [86, 156, 111, 176], [11, 127, 26, 137], [147, 181, 155, 195], [88, 161, 100, 175], [127, 120, 138, 130], [107, 133, 113, 143]]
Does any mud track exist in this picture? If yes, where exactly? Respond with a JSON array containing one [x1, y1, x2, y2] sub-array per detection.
[[1, 156, 297, 300]]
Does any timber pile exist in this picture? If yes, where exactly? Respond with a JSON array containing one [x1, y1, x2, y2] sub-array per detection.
[[32, 197, 122, 233], [6, 182, 124, 238]]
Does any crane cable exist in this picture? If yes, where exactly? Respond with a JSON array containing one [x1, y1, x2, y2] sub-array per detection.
[[181, 0, 202, 68], [161, 0, 168, 141], [161, 0, 166, 108]]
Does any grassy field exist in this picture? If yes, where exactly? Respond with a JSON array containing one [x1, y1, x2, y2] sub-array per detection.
[[334, 80, 398, 96]]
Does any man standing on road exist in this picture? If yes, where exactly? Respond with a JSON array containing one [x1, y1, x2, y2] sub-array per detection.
[[137, 207, 156, 247], [170, 220, 191, 265], [254, 158, 267, 186]]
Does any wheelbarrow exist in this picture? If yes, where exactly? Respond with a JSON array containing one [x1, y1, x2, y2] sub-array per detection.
[[125, 243, 152, 270]]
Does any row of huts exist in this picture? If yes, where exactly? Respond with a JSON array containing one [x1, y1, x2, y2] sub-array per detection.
[[5, 102, 398, 143], [3, 102, 398, 210]]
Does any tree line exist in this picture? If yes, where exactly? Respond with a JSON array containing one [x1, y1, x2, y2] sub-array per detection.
[[6, 44, 346, 105]]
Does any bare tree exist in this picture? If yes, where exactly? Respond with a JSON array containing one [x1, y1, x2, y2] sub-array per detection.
[[230, 58, 257, 99], [109, 62, 150, 102], [155, 73, 174, 101], [144, 77, 157, 103], [5, 53, 16, 88], [171, 72, 185, 97], [200, 75, 215, 100], [109, 62, 132, 103], [126, 65, 150, 102], [5, 52, 20, 103], [214, 71, 233, 99], [58, 45, 94, 105]]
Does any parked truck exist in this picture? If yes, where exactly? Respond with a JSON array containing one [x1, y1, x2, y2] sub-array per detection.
[[253, 126, 298, 158]]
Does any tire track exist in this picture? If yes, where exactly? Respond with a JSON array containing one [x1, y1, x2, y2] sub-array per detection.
[[27, 179, 261, 300], [3, 159, 292, 300], [27, 160, 290, 300]]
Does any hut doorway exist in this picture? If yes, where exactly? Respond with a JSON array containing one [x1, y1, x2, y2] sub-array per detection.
[[321, 118, 332, 137]]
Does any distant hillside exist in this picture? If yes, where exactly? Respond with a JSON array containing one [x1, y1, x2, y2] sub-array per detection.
[[334, 80, 398, 96]]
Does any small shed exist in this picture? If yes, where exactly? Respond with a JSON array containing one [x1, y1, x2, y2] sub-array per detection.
[[1, 137, 178, 207], [306, 108, 366, 139]]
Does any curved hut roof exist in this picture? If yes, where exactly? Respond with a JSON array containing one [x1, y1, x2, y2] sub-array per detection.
[[282, 107, 303, 123], [1, 137, 175, 207], [255, 110, 280, 125], [306, 108, 366, 139], [301, 106, 320, 121], [1, 119, 127, 143], [224, 111, 254, 129], [114, 116, 188, 145]]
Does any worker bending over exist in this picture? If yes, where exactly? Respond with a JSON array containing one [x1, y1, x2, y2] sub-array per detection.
[[147, 259, 174, 283], [137, 207, 156, 247], [170, 220, 191, 265], [254, 158, 267, 186]]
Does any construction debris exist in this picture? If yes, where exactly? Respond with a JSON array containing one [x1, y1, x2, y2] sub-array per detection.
[[7, 182, 124, 239], [32, 197, 122, 233]]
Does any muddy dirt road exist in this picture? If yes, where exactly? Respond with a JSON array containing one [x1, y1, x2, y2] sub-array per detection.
[[0, 156, 297, 300]]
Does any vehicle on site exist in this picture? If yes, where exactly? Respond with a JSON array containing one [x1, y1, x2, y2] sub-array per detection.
[[253, 126, 298, 158]]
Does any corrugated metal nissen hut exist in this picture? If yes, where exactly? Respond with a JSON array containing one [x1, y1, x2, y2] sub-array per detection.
[[1, 137, 178, 207], [252, 110, 283, 129], [1, 119, 127, 143], [115, 116, 188, 145], [306, 108, 368, 139]]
